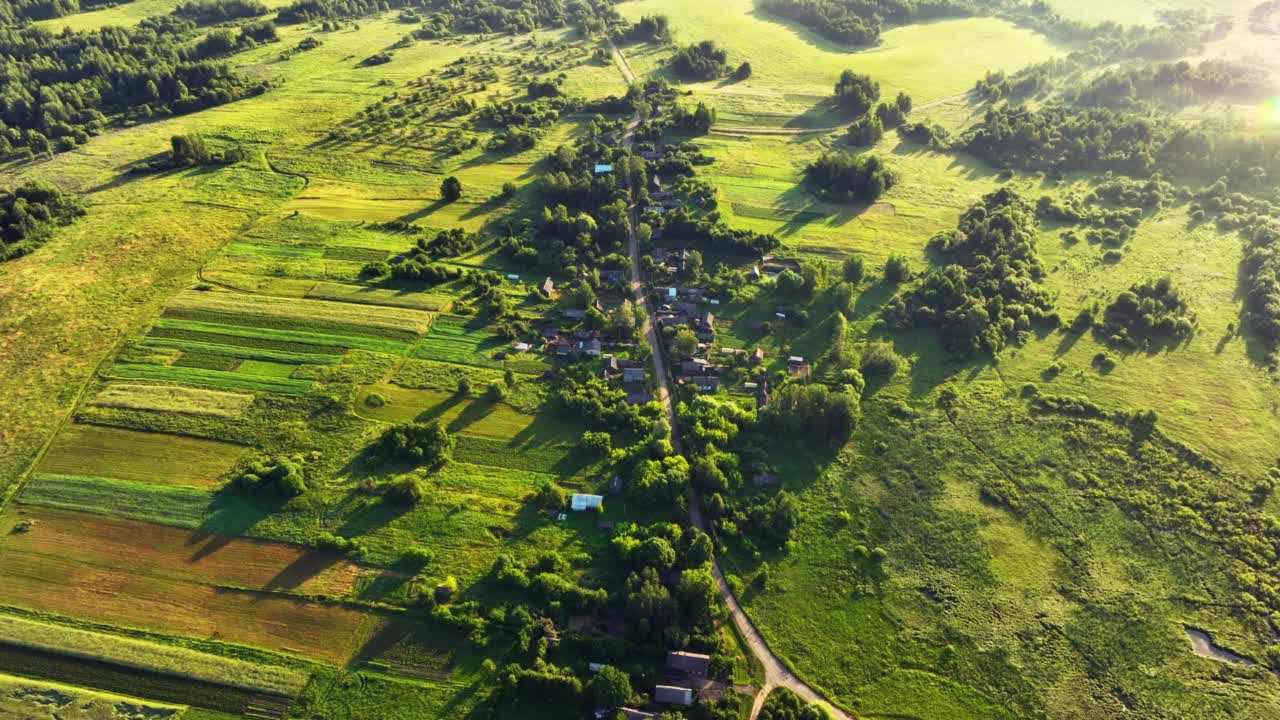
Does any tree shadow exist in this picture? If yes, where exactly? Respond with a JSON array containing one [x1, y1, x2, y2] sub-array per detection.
[[185, 490, 284, 562], [259, 549, 349, 594], [397, 198, 450, 224]]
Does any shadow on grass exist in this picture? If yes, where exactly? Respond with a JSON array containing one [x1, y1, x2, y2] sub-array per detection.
[[186, 490, 283, 562]]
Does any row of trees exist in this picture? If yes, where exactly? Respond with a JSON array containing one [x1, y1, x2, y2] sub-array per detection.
[[0, 0, 120, 23]]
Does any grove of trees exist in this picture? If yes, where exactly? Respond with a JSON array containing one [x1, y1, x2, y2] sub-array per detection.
[[0, 180, 85, 262]]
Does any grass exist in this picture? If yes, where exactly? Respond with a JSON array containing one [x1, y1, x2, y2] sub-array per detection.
[[152, 318, 412, 355], [108, 362, 314, 395], [0, 507, 386, 665], [0, 613, 308, 696], [616, 0, 1063, 126], [143, 336, 344, 366], [36, 424, 247, 488], [164, 289, 433, 341], [87, 383, 255, 419], [355, 385, 573, 442], [0, 670, 186, 720], [413, 314, 514, 368]]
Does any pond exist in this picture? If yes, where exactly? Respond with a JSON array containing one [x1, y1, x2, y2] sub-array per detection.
[[1185, 627, 1255, 666]]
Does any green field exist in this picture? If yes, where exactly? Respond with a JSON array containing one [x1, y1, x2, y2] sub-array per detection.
[[617, 0, 1063, 128], [37, 424, 247, 488]]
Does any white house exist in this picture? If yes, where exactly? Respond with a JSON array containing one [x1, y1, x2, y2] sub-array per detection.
[[571, 494, 604, 512]]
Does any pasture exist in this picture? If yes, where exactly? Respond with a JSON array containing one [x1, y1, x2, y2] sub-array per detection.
[[36, 424, 246, 488]]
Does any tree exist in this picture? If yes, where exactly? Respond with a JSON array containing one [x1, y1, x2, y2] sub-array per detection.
[[171, 133, 211, 166], [734, 61, 752, 80], [589, 665, 633, 710], [847, 114, 884, 146], [672, 328, 699, 357], [842, 255, 865, 284], [675, 567, 723, 629], [441, 176, 463, 202], [834, 70, 880, 116], [883, 254, 910, 284]]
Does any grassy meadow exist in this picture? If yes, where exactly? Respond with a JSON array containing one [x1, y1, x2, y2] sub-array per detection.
[[617, 0, 1063, 128]]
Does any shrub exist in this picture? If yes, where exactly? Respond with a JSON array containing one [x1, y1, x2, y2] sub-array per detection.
[[385, 476, 428, 506], [859, 342, 900, 378], [233, 455, 306, 497], [372, 421, 455, 467]]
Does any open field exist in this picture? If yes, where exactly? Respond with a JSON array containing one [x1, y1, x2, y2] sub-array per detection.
[[0, 508, 384, 664], [164, 289, 433, 340], [36, 424, 246, 489], [356, 385, 575, 444], [617, 0, 1063, 128], [0, 613, 307, 696]]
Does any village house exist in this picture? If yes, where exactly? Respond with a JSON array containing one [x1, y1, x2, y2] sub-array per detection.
[[654, 685, 694, 707], [594, 163, 614, 175], [753, 473, 781, 488], [540, 277, 555, 296], [622, 367, 647, 384], [599, 269, 626, 285], [620, 709, 655, 720], [625, 390, 653, 406], [602, 354, 620, 377], [666, 651, 712, 678], [571, 494, 603, 512]]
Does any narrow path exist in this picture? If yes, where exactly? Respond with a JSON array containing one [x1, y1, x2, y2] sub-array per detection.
[[613, 42, 854, 720]]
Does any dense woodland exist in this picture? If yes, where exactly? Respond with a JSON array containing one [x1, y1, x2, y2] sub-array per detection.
[[0, 0, 125, 23], [0, 15, 272, 159]]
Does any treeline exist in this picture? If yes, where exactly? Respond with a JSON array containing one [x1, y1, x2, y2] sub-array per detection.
[[0, 180, 86, 262], [402, 0, 621, 38], [758, 0, 970, 46], [961, 104, 1280, 182], [886, 188, 1057, 355], [1068, 59, 1271, 109], [175, 0, 268, 25], [0, 0, 125, 24], [0, 17, 271, 159]]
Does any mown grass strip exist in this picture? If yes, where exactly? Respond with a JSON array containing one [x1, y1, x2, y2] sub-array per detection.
[[153, 318, 410, 355], [166, 289, 431, 340], [453, 436, 596, 477], [142, 337, 343, 366], [108, 363, 312, 395], [88, 383, 254, 419], [0, 614, 308, 696]]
